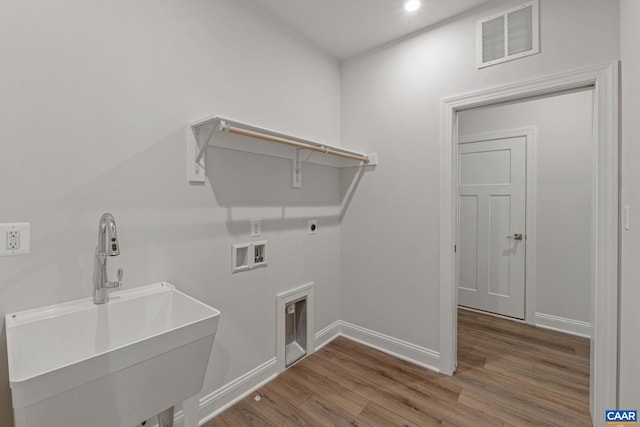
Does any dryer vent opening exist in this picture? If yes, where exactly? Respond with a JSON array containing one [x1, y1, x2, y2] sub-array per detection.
[[285, 298, 307, 367], [276, 283, 315, 373]]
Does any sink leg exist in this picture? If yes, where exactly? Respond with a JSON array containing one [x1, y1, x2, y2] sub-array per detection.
[[183, 393, 200, 427], [158, 406, 175, 427]]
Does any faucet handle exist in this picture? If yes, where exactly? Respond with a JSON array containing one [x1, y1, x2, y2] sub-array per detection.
[[116, 268, 124, 288]]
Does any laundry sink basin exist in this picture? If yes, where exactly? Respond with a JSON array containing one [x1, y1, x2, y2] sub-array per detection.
[[5, 282, 220, 427]]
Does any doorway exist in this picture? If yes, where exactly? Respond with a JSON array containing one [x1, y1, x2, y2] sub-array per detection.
[[439, 63, 619, 420], [456, 88, 594, 328]]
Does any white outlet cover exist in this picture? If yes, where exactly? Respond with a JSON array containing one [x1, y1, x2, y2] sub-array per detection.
[[0, 223, 30, 256], [251, 218, 262, 238]]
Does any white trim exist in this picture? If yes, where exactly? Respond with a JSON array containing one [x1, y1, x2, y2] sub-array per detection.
[[440, 62, 618, 422], [340, 321, 440, 372], [458, 127, 537, 324], [276, 283, 315, 374], [175, 358, 278, 426], [316, 320, 440, 370], [314, 320, 342, 351], [535, 312, 591, 338]]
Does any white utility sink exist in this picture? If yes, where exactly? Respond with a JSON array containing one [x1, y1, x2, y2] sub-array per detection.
[[5, 282, 220, 427]]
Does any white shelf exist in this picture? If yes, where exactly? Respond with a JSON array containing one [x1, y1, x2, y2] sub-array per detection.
[[186, 115, 377, 186]]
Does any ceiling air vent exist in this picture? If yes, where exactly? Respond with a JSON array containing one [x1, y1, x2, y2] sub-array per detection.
[[477, 1, 539, 69]]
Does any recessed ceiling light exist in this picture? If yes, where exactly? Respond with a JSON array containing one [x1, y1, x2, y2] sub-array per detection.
[[404, 0, 421, 12]]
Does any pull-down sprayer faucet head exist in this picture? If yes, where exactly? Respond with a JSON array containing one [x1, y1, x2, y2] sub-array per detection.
[[98, 213, 119, 256], [94, 213, 123, 304]]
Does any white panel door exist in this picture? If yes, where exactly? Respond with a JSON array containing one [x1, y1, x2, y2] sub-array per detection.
[[457, 137, 526, 319]]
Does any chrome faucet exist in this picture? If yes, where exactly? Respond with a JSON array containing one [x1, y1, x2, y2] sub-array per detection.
[[93, 213, 123, 304]]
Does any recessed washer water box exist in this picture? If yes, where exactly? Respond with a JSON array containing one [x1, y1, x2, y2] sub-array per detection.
[[232, 241, 267, 273], [253, 241, 267, 268], [232, 243, 251, 273], [5, 282, 221, 427]]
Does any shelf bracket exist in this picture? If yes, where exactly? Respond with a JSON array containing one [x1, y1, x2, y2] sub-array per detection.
[[292, 149, 302, 188], [188, 120, 222, 184], [195, 128, 213, 164], [187, 126, 205, 183]]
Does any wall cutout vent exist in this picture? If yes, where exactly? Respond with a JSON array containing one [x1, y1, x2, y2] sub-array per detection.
[[477, 0, 539, 69]]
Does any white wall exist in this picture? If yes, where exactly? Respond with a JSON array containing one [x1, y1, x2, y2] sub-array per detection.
[[619, 0, 640, 410], [0, 0, 631, 422], [458, 90, 593, 328], [341, 0, 618, 356], [0, 0, 343, 423]]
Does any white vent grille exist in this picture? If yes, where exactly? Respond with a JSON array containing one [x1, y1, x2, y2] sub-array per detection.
[[482, 16, 505, 62], [477, 1, 539, 69]]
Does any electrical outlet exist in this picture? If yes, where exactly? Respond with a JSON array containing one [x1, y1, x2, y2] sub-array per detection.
[[251, 218, 262, 237], [7, 231, 20, 250], [308, 220, 318, 235], [0, 223, 30, 256]]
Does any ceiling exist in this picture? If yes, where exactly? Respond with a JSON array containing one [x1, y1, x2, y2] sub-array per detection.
[[249, 0, 495, 59]]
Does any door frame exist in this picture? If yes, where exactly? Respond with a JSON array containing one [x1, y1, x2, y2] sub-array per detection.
[[439, 62, 618, 420], [458, 127, 537, 324]]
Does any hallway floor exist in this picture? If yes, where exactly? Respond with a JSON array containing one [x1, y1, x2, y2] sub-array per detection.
[[206, 309, 591, 426]]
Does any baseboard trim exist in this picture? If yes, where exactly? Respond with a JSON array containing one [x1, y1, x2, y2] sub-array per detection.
[[535, 312, 591, 338], [315, 320, 342, 351], [182, 358, 277, 426], [316, 320, 440, 372], [339, 321, 440, 372]]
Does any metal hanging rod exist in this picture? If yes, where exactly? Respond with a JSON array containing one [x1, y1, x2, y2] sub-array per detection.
[[217, 120, 370, 164]]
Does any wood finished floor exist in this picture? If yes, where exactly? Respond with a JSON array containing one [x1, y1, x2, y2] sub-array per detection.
[[205, 309, 591, 426]]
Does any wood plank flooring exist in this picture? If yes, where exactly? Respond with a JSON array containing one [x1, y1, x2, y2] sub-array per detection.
[[205, 309, 591, 426]]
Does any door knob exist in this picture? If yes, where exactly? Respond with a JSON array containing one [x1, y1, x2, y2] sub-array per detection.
[[507, 233, 523, 241]]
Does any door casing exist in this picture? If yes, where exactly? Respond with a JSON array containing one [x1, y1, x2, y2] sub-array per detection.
[[439, 62, 619, 422]]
